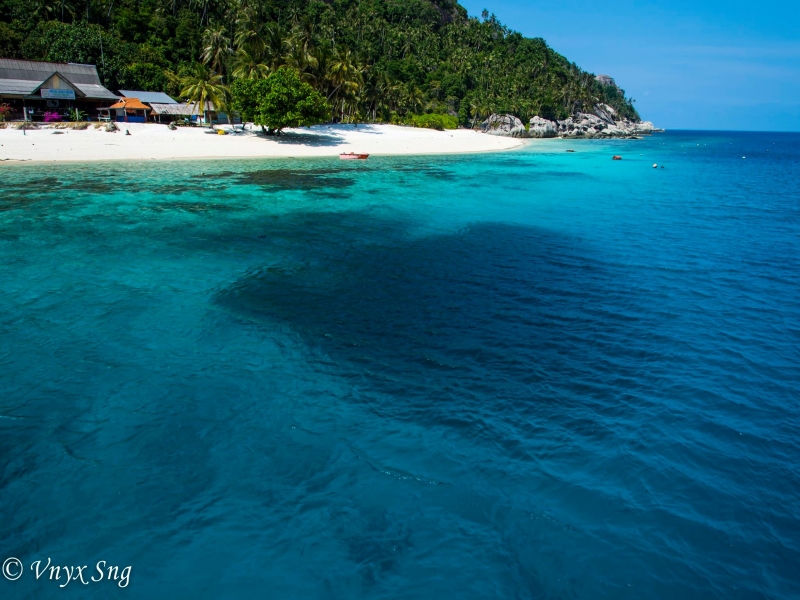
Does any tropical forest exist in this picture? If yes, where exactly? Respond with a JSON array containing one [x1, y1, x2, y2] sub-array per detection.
[[0, 0, 641, 127]]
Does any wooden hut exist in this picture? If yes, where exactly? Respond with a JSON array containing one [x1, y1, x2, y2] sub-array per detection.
[[102, 98, 151, 123]]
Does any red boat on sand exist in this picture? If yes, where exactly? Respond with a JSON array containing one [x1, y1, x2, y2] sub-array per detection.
[[340, 152, 370, 160]]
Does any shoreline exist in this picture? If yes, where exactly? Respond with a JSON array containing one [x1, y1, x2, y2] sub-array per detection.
[[0, 123, 527, 165]]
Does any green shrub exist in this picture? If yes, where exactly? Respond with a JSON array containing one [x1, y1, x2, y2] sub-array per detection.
[[407, 113, 458, 131]]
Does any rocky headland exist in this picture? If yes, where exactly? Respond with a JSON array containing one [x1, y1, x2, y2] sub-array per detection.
[[480, 104, 662, 139]]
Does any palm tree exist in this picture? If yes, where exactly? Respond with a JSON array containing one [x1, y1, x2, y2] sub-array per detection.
[[234, 23, 285, 73], [180, 64, 229, 126], [305, 47, 329, 89], [283, 26, 318, 81], [401, 30, 414, 59], [403, 85, 425, 115], [229, 20, 285, 81], [162, 0, 180, 18], [201, 26, 231, 75], [360, 66, 390, 122], [190, 0, 212, 26], [33, 0, 75, 22], [284, 3, 302, 26], [32, 0, 57, 19], [58, 0, 76, 21], [326, 47, 361, 104], [470, 96, 494, 128], [230, 46, 270, 80]]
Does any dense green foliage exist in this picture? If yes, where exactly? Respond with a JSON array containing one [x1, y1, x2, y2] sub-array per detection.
[[403, 113, 458, 130], [231, 66, 329, 132], [0, 0, 640, 125]]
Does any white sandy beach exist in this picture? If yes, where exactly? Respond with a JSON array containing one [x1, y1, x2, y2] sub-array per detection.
[[0, 122, 525, 163]]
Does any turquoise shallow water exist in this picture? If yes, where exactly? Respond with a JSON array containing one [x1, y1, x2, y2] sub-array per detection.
[[1, 131, 799, 598]]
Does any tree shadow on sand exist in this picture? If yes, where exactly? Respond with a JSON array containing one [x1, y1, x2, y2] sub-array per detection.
[[268, 130, 346, 147], [322, 124, 385, 135]]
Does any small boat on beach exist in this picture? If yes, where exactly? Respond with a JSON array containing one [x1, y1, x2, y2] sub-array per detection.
[[340, 152, 370, 160]]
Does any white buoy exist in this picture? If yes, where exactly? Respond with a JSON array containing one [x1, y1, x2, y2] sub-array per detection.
[[653, 163, 658, 168], [742, 156, 746, 159]]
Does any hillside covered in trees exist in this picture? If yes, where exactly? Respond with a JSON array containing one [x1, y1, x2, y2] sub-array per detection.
[[0, 0, 641, 125]]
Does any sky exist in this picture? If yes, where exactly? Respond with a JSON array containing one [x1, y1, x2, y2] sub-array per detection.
[[459, 0, 800, 131]]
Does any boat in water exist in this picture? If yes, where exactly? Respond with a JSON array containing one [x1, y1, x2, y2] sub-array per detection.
[[340, 153, 370, 160]]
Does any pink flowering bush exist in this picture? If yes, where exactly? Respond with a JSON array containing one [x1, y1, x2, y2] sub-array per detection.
[[44, 111, 62, 122]]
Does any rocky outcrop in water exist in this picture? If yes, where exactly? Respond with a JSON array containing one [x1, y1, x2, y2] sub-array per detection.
[[555, 113, 659, 137], [480, 110, 662, 139]]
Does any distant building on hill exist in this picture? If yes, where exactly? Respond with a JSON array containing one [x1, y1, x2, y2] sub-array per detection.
[[0, 58, 118, 121]]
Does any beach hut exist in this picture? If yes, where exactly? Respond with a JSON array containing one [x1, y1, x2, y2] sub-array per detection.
[[105, 98, 151, 123], [147, 102, 204, 124], [148, 101, 240, 125]]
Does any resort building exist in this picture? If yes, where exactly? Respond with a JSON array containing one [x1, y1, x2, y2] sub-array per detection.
[[0, 58, 118, 121]]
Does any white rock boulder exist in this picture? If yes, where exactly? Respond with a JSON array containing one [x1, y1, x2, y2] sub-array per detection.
[[480, 114, 527, 137], [527, 116, 558, 138], [631, 121, 656, 134], [557, 113, 609, 137], [593, 103, 617, 124]]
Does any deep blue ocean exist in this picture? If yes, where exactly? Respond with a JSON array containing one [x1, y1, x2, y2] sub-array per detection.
[[1, 131, 798, 599]]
